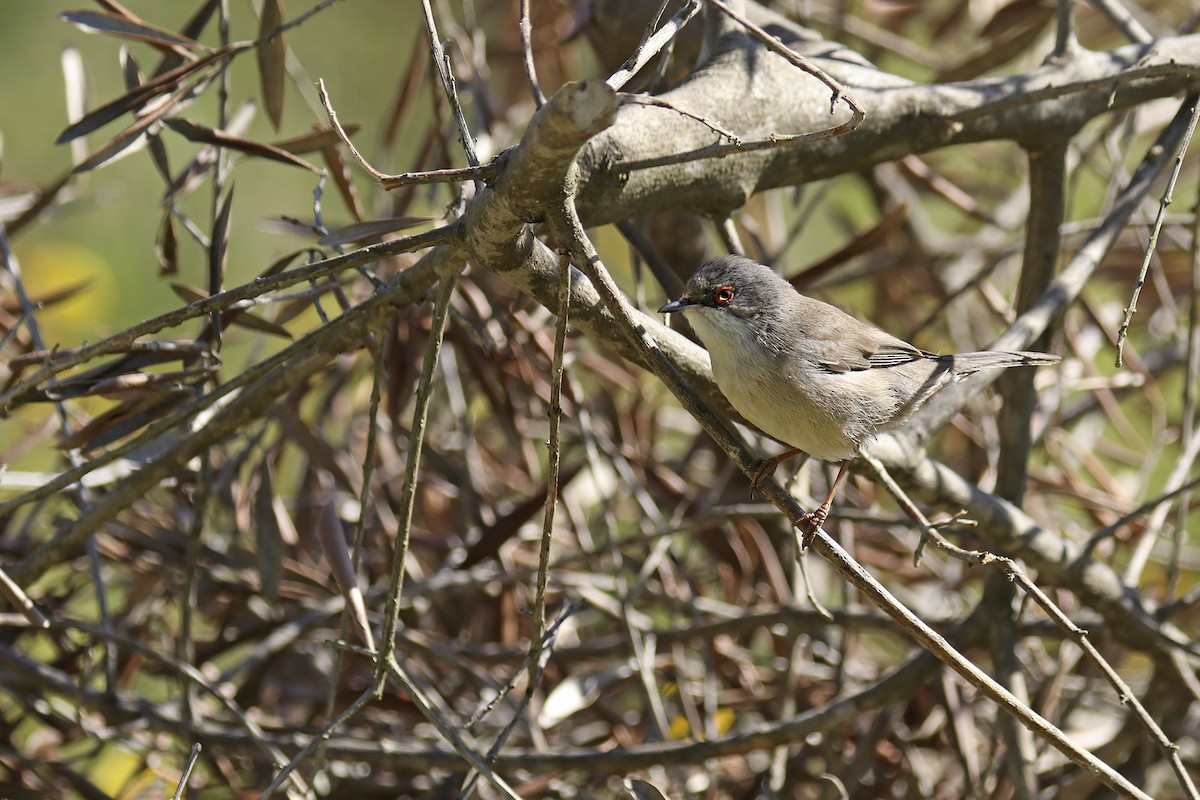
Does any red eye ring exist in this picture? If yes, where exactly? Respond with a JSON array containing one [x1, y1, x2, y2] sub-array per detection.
[[713, 286, 734, 305]]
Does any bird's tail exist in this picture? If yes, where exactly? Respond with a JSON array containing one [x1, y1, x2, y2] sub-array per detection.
[[950, 350, 1061, 375]]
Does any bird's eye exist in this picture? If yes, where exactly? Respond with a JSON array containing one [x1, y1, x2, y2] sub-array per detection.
[[713, 286, 734, 305]]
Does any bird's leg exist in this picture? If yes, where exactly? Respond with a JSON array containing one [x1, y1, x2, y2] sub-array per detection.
[[800, 460, 851, 548], [750, 447, 803, 493]]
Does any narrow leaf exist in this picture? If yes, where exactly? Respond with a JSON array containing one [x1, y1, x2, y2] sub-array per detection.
[[162, 118, 320, 172], [57, 43, 248, 144], [209, 185, 234, 297], [256, 0, 286, 130], [317, 217, 436, 247], [254, 466, 285, 600], [273, 124, 361, 154], [316, 501, 374, 650], [156, 209, 178, 275], [59, 393, 187, 451], [320, 145, 363, 220], [168, 282, 207, 304], [160, 103, 256, 203], [0, 279, 90, 313], [224, 310, 293, 340], [61, 48, 89, 167], [71, 73, 212, 174], [152, 0, 221, 77], [60, 10, 205, 51]]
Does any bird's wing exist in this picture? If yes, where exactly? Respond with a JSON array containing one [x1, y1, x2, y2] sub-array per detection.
[[818, 337, 932, 373]]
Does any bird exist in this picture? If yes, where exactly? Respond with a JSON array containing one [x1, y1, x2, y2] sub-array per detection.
[[658, 255, 1059, 541]]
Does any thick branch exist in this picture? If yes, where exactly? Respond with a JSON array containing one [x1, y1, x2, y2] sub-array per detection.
[[575, 30, 1200, 224]]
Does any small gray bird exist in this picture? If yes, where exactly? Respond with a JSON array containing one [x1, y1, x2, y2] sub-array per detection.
[[659, 255, 1059, 537]]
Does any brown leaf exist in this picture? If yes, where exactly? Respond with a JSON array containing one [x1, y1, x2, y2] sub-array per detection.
[[151, 0, 221, 78], [0, 279, 91, 313], [254, 465, 285, 600], [59, 392, 189, 451], [88, 367, 214, 399], [222, 310, 294, 340], [257, 0, 286, 130], [7, 343, 206, 373], [790, 204, 910, 288], [260, 248, 306, 278], [459, 464, 583, 569], [168, 282, 207, 304], [273, 125, 362, 154], [382, 44, 427, 147], [315, 501, 374, 649], [71, 72, 213, 174], [156, 209, 178, 275], [162, 118, 320, 172], [121, 50, 173, 182], [170, 282, 294, 341], [57, 43, 247, 144], [209, 186, 234, 297], [320, 144, 363, 221], [60, 10, 206, 53], [980, 0, 1054, 39], [6, 172, 74, 237], [160, 103, 257, 204], [258, 217, 323, 239], [317, 217, 436, 247]]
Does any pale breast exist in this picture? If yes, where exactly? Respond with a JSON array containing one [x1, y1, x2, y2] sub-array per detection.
[[690, 310, 861, 462]]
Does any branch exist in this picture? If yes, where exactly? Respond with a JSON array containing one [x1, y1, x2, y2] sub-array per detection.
[[574, 30, 1200, 224]]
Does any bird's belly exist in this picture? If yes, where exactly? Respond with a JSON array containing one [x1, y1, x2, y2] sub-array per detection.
[[709, 350, 859, 463]]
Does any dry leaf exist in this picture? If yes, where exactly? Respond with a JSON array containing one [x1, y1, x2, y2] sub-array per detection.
[[256, 0, 286, 130]]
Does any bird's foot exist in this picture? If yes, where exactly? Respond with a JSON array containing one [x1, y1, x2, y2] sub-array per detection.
[[750, 448, 803, 494], [798, 504, 830, 549]]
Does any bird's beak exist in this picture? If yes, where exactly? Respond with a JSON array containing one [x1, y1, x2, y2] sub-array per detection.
[[658, 297, 697, 314]]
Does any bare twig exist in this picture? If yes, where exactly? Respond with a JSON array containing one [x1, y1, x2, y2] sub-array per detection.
[[1116, 94, 1199, 366], [518, 0, 546, 107], [528, 248, 570, 689], [606, 0, 704, 91], [169, 743, 202, 800], [378, 270, 462, 667], [319, 78, 498, 188], [707, 0, 864, 121], [618, 93, 741, 144]]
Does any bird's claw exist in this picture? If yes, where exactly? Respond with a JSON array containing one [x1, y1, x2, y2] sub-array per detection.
[[750, 448, 802, 495], [750, 458, 776, 495], [799, 506, 830, 549]]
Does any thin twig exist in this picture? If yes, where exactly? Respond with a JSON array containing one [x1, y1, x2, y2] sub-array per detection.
[[518, 0, 545, 107], [1168, 192, 1200, 598], [1085, 0, 1154, 44], [385, 658, 525, 800], [318, 79, 498, 188], [614, 117, 861, 172], [1116, 94, 1199, 366], [314, 320, 388, 775], [420, 0, 481, 170], [0, 566, 47, 629], [378, 271, 462, 675], [169, 743, 202, 800], [529, 248, 570, 691], [618, 93, 741, 144], [260, 687, 376, 799], [707, 0, 865, 121], [606, 0, 704, 91], [1054, 0, 1078, 56], [1084, 467, 1200, 555]]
